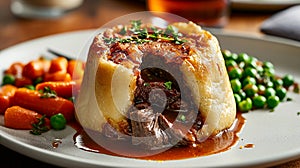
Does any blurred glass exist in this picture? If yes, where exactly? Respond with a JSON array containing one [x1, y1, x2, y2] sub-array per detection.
[[10, 0, 84, 19], [147, 0, 230, 28]]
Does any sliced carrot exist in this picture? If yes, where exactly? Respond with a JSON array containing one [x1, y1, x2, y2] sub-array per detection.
[[36, 81, 76, 98], [49, 57, 68, 73], [44, 71, 72, 82], [4, 106, 50, 130], [13, 88, 74, 121]]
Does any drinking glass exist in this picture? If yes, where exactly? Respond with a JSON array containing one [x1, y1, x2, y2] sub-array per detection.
[[147, 0, 230, 28]]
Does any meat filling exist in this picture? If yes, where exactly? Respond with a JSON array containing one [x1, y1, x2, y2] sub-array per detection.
[[126, 53, 202, 149], [105, 41, 203, 150]]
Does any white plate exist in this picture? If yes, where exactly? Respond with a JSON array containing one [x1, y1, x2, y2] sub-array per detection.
[[1, 30, 300, 168], [231, 0, 300, 10]]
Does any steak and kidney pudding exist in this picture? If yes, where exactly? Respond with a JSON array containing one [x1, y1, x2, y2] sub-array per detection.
[[74, 20, 236, 157]]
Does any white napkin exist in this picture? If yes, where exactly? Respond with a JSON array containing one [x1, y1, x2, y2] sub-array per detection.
[[261, 5, 300, 41]]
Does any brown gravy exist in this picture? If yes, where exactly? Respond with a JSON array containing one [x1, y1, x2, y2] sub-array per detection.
[[72, 112, 245, 160]]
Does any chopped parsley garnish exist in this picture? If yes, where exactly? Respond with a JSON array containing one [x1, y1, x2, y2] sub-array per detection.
[[104, 37, 118, 44], [164, 25, 176, 36], [287, 97, 293, 101], [103, 20, 187, 45], [119, 27, 127, 35], [297, 112, 300, 116], [39, 86, 57, 98], [178, 114, 186, 122], [68, 96, 75, 103], [164, 81, 172, 90], [130, 20, 142, 33], [30, 115, 49, 135], [143, 82, 150, 87], [150, 27, 162, 38]]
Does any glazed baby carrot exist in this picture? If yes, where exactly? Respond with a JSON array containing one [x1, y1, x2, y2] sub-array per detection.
[[13, 88, 74, 121], [0, 96, 10, 114], [39, 58, 51, 73], [44, 71, 72, 82], [36, 81, 76, 98], [49, 57, 68, 73], [5, 62, 24, 76], [4, 106, 50, 130], [67, 60, 77, 75], [14, 77, 32, 87], [0, 85, 17, 114], [0, 84, 18, 97], [22, 60, 46, 80], [67, 60, 84, 80]]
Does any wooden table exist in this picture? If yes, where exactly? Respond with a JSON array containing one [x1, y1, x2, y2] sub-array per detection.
[[0, 0, 299, 167], [0, 0, 270, 50]]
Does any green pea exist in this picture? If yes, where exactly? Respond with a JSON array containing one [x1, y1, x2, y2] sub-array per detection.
[[2, 74, 15, 85], [263, 61, 274, 69], [234, 93, 242, 105], [238, 90, 247, 100], [264, 87, 276, 98], [265, 81, 274, 88], [238, 98, 252, 112], [228, 68, 242, 79], [238, 62, 245, 69], [237, 53, 250, 63], [242, 77, 256, 87], [282, 74, 294, 87], [257, 84, 266, 95], [245, 57, 258, 68], [231, 53, 238, 61], [256, 66, 264, 75], [266, 96, 280, 109], [231, 79, 242, 93], [222, 50, 232, 60], [243, 67, 258, 78], [50, 113, 67, 130], [250, 56, 258, 63], [273, 78, 283, 87], [253, 95, 266, 108], [243, 84, 258, 97], [225, 60, 237, 68], [263, 68, 275, 78], [276, 87, 287, 101]]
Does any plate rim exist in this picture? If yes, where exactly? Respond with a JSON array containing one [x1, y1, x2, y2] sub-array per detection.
[[0, 29, 300, 168]]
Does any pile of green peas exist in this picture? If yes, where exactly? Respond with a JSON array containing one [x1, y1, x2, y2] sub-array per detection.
[[222, 50, 295, 112]]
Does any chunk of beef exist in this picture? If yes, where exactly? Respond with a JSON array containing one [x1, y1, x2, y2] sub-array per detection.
[[130, 108, 170, 149], [129, 108, 196, 150]]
